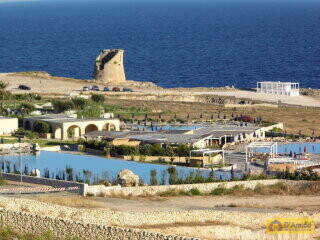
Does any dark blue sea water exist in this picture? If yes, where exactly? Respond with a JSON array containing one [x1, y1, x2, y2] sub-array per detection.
[[0, 0, 319, 88]]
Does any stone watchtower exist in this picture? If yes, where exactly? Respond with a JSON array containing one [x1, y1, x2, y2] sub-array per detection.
[[93, 49, 126, 83]]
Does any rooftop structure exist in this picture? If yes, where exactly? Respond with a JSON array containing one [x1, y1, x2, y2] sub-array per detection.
[[23, 114, 120, 140], [246, 142, 278, 163], [84, 124, 266, 148], [257, 81, 299, 96]]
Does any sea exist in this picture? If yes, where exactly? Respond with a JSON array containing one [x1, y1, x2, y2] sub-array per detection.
[[0, 0, 319, 89]]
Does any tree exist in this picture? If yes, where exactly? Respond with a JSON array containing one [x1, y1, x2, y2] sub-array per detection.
[[33, 121, 50, 134], [150, 169, 158, 185], [20, 103, 36, 114], [91, 94, 105, 103], [167, 166, 178, 185], [176, 144, 190, 157], [52, 100, 75, 113], [72, 98, 88, 110], [0, 81, 8, 109], [83, 169, 92, 184]]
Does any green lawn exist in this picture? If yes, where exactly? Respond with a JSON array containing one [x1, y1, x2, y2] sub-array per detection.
[[1, 137, 77, 147]]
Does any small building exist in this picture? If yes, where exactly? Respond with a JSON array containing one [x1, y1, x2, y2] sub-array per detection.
[[257, 81, 299, 96], [23, 114, 120, 140], [0, 117, 18, 135], [84, 125, 266, 148]]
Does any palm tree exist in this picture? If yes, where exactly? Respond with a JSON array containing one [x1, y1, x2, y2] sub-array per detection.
[[0, 81, 8, 109]]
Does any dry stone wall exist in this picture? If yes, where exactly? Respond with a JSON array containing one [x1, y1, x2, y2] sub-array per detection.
[[0, 208, 197, 240], [85, 179, 283, 197]]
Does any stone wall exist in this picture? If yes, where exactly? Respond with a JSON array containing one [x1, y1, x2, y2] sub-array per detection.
[[0, 196, 318, 240], [0, 208, 196, 240], [84, 179, 289, 197]]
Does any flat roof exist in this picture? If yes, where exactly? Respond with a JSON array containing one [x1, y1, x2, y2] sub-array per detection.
[[24, 114, 116, 123], [85, 124, 263, 144], [247, 142, 277, 148], [257, 81, 299, 84]]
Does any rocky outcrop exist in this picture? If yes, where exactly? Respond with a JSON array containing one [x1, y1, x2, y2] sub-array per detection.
[[93, 49, 126, 83], [117, 169, 139, 187]]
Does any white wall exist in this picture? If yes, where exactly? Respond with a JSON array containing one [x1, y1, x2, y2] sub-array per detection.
[[0, 118, 18, 135]]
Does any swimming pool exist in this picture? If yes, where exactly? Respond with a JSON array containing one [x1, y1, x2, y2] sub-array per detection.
[[278, 143, 320, 154], [256, 142, 320, 154], [0, 151, 236, 184]]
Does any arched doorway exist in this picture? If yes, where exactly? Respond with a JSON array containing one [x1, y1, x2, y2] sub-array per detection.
[[24, 120, 31, 130], [54, 126, 62, 139], [67, 125, 81, 138], [85, 124, 98, 133], [103, 123, 116, 131]]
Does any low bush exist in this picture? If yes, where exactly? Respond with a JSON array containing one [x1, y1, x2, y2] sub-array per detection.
[[33, 121, 50, 134], [190, 188, 201, 196], [91, 94, 105, 103], [52, 100, 75, 113]]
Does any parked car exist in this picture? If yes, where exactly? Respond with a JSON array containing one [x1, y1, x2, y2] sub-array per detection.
[[103, 87, 110, 91], [18, 85, 31, 90], [123, 88, 133, 92], [92, 85, 100, 91], [83, 86, 90, 91], [112, 87, 121, 92]]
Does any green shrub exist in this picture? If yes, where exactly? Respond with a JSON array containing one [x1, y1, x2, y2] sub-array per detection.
[[0, 177, 7, 186], [52, 100, 75, 113], [72, 98, 88, 110], [33, 121, 50, 134], [210, 187, 229, 195], [26, 131, 38, 140], [79, 145, 86, 152], [190, 188, 201, 196], [150, 169, 158, 185], [91, 94, 105, 103]]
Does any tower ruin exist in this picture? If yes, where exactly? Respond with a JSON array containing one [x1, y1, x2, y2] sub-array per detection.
[[93, 49, 126, 83]]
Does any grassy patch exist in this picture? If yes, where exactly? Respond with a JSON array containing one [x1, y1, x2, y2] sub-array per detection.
[[0, 177, 7, 186], [156, 182, 320, 198], [1, 137, 77, 147], [0, 226, 81, 240], [159, 188, 202, 197], [30, 196, 104, 208], [209, 182, 320, 196]]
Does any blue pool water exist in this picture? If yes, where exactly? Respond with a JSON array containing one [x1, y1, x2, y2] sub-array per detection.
[[0, 151, 234, 184], [256, 143, 320, 154], [278, 143, 320, 154], [0, 1, 319, 88]]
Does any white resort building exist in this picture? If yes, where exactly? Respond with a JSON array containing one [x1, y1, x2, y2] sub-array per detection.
[[0, 117, 18, 135], [257, 81, 300, 96], [23, 114, 120, 140]]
